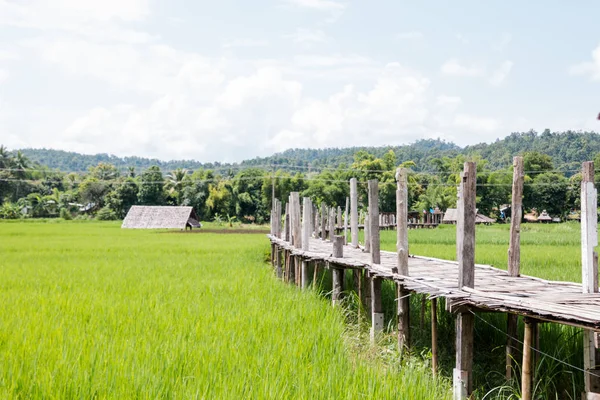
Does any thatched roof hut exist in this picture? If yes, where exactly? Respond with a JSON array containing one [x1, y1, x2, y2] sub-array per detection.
[[442, 208, 495, 225], [537, 210, 553, 223], [122, 206, 201, 230]]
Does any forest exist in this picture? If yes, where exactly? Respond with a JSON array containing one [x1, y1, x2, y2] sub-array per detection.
[[2, 129, 600, 222]]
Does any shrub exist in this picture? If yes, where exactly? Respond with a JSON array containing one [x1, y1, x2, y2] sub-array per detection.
[[96, 206, 118, 221], [59, 208, 73, 220]]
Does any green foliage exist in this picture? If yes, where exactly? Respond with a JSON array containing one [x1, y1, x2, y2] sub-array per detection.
[[95, 206, 118, 221], [59, 208, 72, 220], [137, 166, 165, 205], [0, 202, 22, 219]]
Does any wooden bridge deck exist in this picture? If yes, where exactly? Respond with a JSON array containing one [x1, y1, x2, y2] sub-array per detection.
[[269, 235, 600, 331]]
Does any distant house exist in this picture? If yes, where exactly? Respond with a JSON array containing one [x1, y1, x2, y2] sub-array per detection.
[[442, 208, 495, 225], [122, 206, 202, 230]]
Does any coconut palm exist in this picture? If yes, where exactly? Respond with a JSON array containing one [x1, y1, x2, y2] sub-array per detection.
[[0, 145, 10, 169], [166, 168, 189, 205]]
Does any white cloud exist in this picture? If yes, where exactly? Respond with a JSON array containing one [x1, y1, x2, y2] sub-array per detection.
[[396, 31, 423, 40], [0, 69, 8, 84], [285, 28, 330, 44], [570, 44, 600, 81], [0, 49, 19, 60], [453, 114, 500, 132], [436, 95, 462, 107], [222, 38, 269, 48], [284, 0, 345, 11], [441, 59, 485, 77], [456, 33, 469, 44], [489, 60, 513, 86], [293, 54, 371, 67]]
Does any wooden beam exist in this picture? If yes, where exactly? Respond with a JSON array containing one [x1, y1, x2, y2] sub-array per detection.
[[350, 178, 359, 248], [507, 156, 523, 380], [368, 179, 380, 265], [364, 214, 370, 252], [521, 318, 536, 400], [582, 161, 600, 396], [454, 161, 476, 400], [332, 235, 344, 307]]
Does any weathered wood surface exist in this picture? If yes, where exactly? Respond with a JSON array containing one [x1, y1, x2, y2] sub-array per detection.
[[268, 235, 600, 330]]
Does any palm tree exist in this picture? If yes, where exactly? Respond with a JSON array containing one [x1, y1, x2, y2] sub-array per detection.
[[166, 168, 189, 205], [128, 167, 136, 178], [0, 145, 10, 169], [12, 151, 30, 179]]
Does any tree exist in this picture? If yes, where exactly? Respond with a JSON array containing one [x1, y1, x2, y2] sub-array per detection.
[[107, 178, 139, 218], [78, 178, 109, 211], [89, 163, 119, 181], [529, 172, 569, 216], [138, 166, 165, 205], [166, 168, 189, 205], [523, 151, 553, 178]]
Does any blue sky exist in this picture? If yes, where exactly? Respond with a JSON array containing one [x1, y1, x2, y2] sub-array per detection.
[[0, 0, 598, 162]]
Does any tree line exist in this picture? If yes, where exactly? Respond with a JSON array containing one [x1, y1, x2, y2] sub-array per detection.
[[1, 143, 598, 222]]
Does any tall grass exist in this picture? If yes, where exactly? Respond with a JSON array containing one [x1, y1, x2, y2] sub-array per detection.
[[368, 222, 586, 399], [0, 221, 450, 399]]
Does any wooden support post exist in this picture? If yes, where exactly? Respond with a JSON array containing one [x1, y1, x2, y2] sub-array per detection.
[[301, 197, 311, 290], [370, 276, 383, 343], [396, 168, 410, 351], [332, 235, 344, 306], [350, 178, 359, 247], [432, 297, 438, 376], [397, 283, 410, 351], [275, 246, 282, 279], [320, 202, 326, 240], [368, 179, 380, 265], [454, 162, 476, 400], [582, 161, 600, 396], [521, 318, 536, 400], [420, 296, 426, 330], [344, 197, 349, 245], [337, 206, 342, 229], [507, 156, 524, 381], [313, 204, 319, 238]]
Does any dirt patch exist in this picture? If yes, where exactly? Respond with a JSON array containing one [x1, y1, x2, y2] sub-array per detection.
[[164, 229, 270, 235]]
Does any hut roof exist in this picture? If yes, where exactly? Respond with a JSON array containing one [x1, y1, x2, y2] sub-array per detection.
[[442, 208, 495, 224], [122, 206, 201, 229], [537, 210, 553, 221]]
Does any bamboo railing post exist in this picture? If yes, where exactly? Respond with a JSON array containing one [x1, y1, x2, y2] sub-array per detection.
[[368, 179, 382, 343], [344, 197, 349, 245], [507, 156, 524, 380], [454, 162, 476, 399], [329, 208, 335, 241], [582, 161, 600, 396], [301, 197, 311, 290], [337, 206, 342, 230], [284, 202, 290, 242], [332, 235, 344, 307], [350, 178, 359, 248], [320, 202, 326, 240], [290, 192, 301, 285], [396, 168, 410, 352], [364, 214, 370, 252]]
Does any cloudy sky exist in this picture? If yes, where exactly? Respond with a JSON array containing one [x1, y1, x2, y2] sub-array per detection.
[[0, 0, 599, 162]]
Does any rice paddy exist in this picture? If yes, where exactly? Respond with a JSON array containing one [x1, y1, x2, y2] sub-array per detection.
[[0, 220, 449, 399]]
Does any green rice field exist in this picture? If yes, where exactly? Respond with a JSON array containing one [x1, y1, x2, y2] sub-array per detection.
[[0, 220, 449, 399]]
